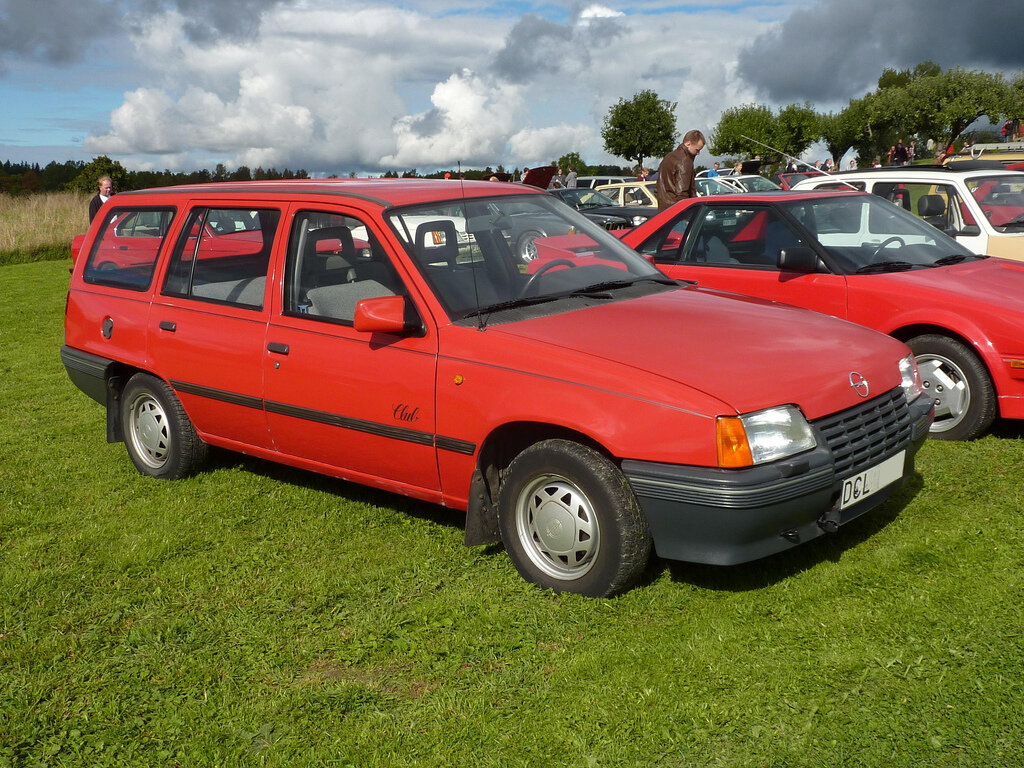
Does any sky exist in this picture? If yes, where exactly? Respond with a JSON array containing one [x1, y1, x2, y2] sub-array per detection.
[[1, 0, 1023, 175]]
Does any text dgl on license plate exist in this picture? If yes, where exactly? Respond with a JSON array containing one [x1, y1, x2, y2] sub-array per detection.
[[840, 450, 906, 510]]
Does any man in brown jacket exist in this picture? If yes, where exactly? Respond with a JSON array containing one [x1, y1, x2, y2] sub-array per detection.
[[655, 129, 706, 210]]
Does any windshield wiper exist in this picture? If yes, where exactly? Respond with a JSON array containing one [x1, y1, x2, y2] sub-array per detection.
[[933, 254, 971, 266], [855, 260, 917, 274], [462, 294, 562, 320]]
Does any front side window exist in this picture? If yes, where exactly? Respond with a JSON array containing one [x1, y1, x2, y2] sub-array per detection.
[[284, 211, 405, 325], [668, 206, 807, 269], [388, 193, 666, 322], [162, 207, 280, 309], [965, 174, 1024, 228], [84, 207, 176, 290]]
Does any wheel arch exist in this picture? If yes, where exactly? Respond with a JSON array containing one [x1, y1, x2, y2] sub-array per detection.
[[102, 361, 156, 443], [889, 322, 994, 375], [463, 420, 615, 547]]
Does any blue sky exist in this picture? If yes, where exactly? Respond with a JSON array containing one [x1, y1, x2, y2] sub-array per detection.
[[1, 0, 1021, 174]]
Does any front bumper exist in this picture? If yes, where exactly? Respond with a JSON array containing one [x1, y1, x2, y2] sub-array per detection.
[[623, 389, 934, 565]]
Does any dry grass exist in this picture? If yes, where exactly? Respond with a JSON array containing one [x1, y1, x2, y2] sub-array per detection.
[[0, 191, 90, 257]]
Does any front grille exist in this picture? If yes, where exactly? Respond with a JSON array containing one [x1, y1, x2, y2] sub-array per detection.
[[604, 221, 630, 231], [814, 387, 913, 477]]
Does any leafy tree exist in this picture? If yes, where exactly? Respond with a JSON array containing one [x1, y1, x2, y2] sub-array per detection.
[[818, 105, 868, 166], [710, 103, 817, 163], [601, 90, 677, 171], [66, 156, 129, 194], [556, 152, 589, 175]]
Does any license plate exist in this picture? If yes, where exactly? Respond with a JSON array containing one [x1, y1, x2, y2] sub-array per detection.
[[840, 451, 905, 510]]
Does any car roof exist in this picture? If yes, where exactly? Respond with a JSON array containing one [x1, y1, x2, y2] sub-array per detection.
[[685, 189, 864, 203], [114, 178, 542, 208], [805, 162, 1020, 178]]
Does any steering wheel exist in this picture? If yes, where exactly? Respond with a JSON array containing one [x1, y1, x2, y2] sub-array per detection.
[[870, 236, 906, 260], [518, 259, 576, 297]]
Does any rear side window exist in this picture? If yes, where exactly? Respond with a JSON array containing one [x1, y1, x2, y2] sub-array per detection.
[[83, 208, 176, 291], [162, 207, 281, 309]]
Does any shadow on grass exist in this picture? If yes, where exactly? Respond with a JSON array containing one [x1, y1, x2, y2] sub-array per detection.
[[204, 447, 467, 531], [658, 471, 924, 593], [990, 419, 1024, 440], [204, 448, 924, 594]]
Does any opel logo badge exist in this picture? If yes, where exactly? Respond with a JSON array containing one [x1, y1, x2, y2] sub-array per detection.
[[849, 372, 870, 398]]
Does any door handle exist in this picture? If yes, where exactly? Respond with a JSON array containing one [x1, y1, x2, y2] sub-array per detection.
[[267, 342, 289, 355], [159, 320, 176, 332]]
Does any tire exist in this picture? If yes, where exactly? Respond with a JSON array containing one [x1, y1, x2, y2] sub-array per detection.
[[498, 439, 652, 597], [515, 231, 542, 263], [908, 334, 995, 440], [120, 373, 208, 479]]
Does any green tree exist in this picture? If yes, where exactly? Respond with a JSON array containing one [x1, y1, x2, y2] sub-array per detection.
[[556, 152, 589, 175], [66, 155, 129, 194], [601, 90, 677, 171], [710, 103, 817, 164]]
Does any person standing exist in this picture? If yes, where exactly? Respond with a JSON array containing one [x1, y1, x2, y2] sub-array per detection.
[[891, 139, 909, 166], [655, 129, 706, 210], [565, 166, 578, 188], [88, 176, 113, 222], [707, 162, 720, 177]]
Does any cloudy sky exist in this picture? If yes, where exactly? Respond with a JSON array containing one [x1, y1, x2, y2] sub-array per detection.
[[1, 0, 1022, 175]]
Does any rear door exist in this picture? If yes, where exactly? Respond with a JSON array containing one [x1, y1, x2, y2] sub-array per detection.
[[263, 205, 442, 496], [148, 203, 282, 449]]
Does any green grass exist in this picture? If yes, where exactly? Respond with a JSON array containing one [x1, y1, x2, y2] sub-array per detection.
[[2, 260, 1023, 767]]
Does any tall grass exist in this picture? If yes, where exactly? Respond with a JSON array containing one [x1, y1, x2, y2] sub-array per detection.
[[0, 191, 89, 265]]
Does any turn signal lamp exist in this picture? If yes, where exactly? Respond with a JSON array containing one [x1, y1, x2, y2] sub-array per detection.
[[717, 417, 753, 468]]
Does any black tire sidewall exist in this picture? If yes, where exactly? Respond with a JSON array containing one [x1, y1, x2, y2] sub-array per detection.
[[498, 439, 651, 597]]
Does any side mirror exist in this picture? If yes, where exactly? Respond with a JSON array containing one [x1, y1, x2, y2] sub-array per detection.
[[954, 224, 981, 238], [353, 295, 408, 334], [777, 246, 820, 273]]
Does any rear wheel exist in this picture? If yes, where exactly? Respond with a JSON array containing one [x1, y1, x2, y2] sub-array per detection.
[[120, 373, 208, 479], [498, 439, 651, 597], [908, 334, 995, 440]]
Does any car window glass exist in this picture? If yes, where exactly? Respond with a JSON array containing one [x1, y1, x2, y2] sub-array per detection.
[[388, 194, 663, 321], [162, 207, 280, 309], [965, 174, 1024, 227], [679, 206, 806, 269], [644, 208, 697, 262], [284, 211, 405, 325], [83, 207, 176, 291]]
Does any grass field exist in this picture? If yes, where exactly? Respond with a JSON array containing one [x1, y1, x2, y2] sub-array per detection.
[[0, 192, 88, 266], [2, 259, 1023, 767]]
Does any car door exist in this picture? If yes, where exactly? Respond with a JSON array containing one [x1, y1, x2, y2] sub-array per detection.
[[149, 204, 281, 449], [641, 202, 849, 319], [263, 206, 441, 496]]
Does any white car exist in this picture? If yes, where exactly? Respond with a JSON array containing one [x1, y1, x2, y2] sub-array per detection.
[[573, 175, 632, 189], [792, 163, 1024, 261], [598, 178, 738, 206]]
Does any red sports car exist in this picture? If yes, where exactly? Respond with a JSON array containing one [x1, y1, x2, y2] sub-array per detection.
[[621, 189, 1024, 440]]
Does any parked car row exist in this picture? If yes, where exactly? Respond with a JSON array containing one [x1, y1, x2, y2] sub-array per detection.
[[64, 179, 934, 596]]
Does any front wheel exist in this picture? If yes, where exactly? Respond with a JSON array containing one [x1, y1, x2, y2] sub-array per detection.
[[498, 439, 652, 597], [908, 334, 995, 440], [120, 373, 208, 478]]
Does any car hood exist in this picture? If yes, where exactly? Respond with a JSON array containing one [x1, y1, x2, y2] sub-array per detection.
[[490, 287, 907, 420], [584, 205, 658, 221], [867, 257, 1024, 308]]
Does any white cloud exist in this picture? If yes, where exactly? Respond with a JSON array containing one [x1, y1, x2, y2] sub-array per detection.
[[78, 1, 789, 172]]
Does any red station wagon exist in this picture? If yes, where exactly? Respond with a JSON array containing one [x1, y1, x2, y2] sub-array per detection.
[[62, 180, 933, 596]]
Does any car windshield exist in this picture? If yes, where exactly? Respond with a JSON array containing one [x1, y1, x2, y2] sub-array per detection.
[[697, 177, 737, 196], [555, 189, 619, 209], [964, 174, 1024, 228], [780, 194, 977, 273], [736, 176, 782, 192], [387, 193, 670, 322]]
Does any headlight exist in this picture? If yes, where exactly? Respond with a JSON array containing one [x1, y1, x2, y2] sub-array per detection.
[[899, 354, 923, 402], [717, 405, 817, 468], [631, 214, 649, 226]]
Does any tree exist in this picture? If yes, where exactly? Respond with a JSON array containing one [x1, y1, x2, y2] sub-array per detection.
[[601, 90, 677, 171], [66, 156, 128, 194], [710, 103, 816, 163], [556, 152, 589, 175]]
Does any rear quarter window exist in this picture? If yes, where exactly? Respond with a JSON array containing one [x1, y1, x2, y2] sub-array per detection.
[[83, 208, 176, 291]]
